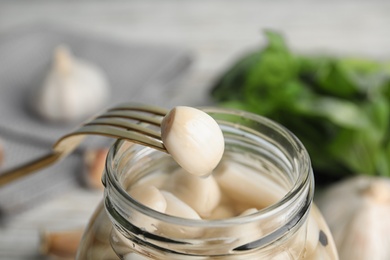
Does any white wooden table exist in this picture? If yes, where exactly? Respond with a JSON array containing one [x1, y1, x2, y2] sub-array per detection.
[[0, 1, 389, 259]]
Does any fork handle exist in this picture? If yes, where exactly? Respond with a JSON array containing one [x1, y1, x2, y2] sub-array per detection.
[[0, 152, 61, 187]]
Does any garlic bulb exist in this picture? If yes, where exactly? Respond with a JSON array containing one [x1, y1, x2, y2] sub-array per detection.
[[161, 106, 225, 177], [316, 176, 390, 260], [31, 45, 109, 122]]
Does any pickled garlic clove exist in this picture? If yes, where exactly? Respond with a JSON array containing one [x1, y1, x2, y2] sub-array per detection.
[[310, 205, 339, 260], [270, 252, 294, 260], [160, 191, 201, 220], [127, 186, 167, 235], [111, 228, 137, 258], [128, 185, 167, 213], [203, 211, 263, 252], [157, 191, 203, 239], [161, 106, 224, 177], [129, 172, 170, 191], [162, 168, 221, 218], [239, 208, 258, 216], [123, 253, 149, 260], [304, 210, 320, 256], [209, 204, 236, 220], [214, 162, 287, 209]]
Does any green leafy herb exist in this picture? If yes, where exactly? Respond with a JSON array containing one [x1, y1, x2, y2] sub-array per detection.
[[211, 30, 390, 185]]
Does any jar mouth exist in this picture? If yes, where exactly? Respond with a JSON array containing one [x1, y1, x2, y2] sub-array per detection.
[[105, 107, 313, 225], [104, 107, 314, 253]]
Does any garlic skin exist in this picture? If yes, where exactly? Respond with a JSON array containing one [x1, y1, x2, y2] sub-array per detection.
[[32, 45, 109, 122], [161, 106, 224, 177], [316, 176, 390, 260]]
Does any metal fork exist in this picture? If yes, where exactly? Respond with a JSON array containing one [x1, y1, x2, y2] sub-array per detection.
[[0, 103, 169, 187]]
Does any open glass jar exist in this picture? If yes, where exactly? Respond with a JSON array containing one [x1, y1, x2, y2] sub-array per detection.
[[76, 107, 338, 259]]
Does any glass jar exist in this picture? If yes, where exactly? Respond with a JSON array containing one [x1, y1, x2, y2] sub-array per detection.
[[76, 108, 338, 259]]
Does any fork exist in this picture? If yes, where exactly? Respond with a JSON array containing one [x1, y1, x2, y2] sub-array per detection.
[[0, 103, 169, 187]]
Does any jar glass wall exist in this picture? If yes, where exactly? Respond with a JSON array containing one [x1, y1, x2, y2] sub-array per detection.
[[76, 108, 338, 259]]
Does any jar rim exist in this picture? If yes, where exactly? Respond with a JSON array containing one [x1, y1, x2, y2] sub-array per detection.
[[104, 107, 313, 228]]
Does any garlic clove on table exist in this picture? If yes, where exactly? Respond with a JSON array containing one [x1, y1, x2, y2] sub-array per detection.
[[83, 148, 109, 190], [316, 176, 390, 260], [40, 229, 83, 258], [31, 45, 109, 123]]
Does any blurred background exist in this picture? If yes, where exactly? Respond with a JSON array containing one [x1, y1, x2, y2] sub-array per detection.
[[0, 0, 389, 259]]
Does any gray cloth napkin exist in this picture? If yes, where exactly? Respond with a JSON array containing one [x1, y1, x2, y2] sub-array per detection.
[[0, 23, 192, 217]]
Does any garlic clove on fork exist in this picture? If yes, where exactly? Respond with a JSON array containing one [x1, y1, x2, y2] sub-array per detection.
[[31, 45, 109, 122], [161, 106, 224, 177]]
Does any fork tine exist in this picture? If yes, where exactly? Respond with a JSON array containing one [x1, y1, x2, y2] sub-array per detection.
[[62, 103, 169, 151], [108, 103, 169, 116], [97, 110, 163, 126], [85, 118, 161, 139], [65, 125, 166, 152], [0, 103, 171, 187]]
